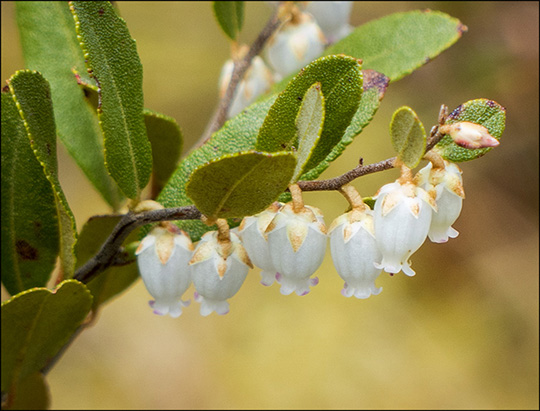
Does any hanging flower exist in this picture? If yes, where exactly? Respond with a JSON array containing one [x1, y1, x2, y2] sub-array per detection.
[[329, 207, 383, 299], [136, 225, 194, 318], [266, 201, 327, 295], [238, 202, 283, 286], [219, 54, 274, 118], [373, 177, 437, 276], [304, 1, 353, 43], [265, 10, 326, 79], [416, 160, 465, 243], [190, 229, 252, 316]]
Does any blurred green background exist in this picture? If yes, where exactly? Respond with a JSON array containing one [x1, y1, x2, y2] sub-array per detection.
[[1, 1, 538, 409]]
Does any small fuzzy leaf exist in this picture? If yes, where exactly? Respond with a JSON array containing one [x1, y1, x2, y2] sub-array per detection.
[[76, 215, 140, 311], [390, 106, 426, 168], [298, 69, 389, 182], [143, 109, 183, 196], [15, 1, 124, 209], [325, 10, 466, 82], [1, 280, 93, 392], [158, 96, 276, 241], [292, 82, 325, 182], [1, 92, 59, 296], [212, 1, 244, 41], [257, 55, 363, 174], [186, 150, 296, 219], [8, 70, 78, 279], [3, 371, 50, 411], [433, 99, 506, 162], [70, 0, 153, 199]]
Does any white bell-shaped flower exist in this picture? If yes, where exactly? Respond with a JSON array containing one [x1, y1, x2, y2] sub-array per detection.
[[190, 230, 252, 316], [266, 202, 327, 295], [238, 202, 283, 286], [304, 1, 353, 43], [416, 161, 465, 243], [219, 55, 274, 118], [329, 208, 383, 298], [136, 226, 194, 318], [373, 179, 437, 276], [265, 11, 326, 79]]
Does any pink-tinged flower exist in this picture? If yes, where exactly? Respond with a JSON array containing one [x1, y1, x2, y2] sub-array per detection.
[[238, 202, 283, 286], [441, 121, 499, 149], [329, 208, 383, 298], [373, 180, 437, 276], [219, 55, 274, 118], [190, 231, 252, 316], [265, 12, 326, 79], [304, 1, 353, 43], [266, 203, 327, 295], [416, 161, 465, 243], [136, 226, 194, 318]]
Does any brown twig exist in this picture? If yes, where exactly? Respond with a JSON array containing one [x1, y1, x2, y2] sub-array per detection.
[[73, 205, 201, 284], [196, 9, 282, 148]]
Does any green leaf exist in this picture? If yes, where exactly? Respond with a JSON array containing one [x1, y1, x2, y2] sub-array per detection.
[[292, 82, 325, 182], [158, 95, 276, 241], [212, 1, 244, 41], [1, 280, 93, 393], [390, 106, 426, 168], [362, 197, 376, 210], [186, 150, 296, 219], [143, 109, 183, 197], [325, 10, 467, 82], [70, 0, 153, 199], [3, 371, 50, 411], [8, 70, 78, 280], [433, 99, 506, 162], [75, 82, 183, 196], [1, 93, 59, 296], [15, 1, 124, 209], [298, 69, 389, 182], [257, 55, 363, 175], [76, 215, 140, 311]]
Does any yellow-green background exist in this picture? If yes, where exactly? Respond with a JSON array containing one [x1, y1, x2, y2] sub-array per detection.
[[1, 1, 538, 409]]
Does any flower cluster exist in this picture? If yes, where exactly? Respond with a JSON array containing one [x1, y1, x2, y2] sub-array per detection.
[[219, 1, 354, 118], [136, 156, 466, 317]]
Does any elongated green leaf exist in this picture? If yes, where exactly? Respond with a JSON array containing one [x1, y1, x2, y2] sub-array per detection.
[[8, 71, 78, 279], [325, 10, 467, 82], [70, 0, 152, 199], [257, 55, 363, 174], [298, 69, 389, 182], [15, 1, 124, 209], [292, 82, 325, 182], [1, 280, 92, 392], [212, 1, 244, 41], [433, 99, 506, 162], [76, 215, 140, 311], [143, 109, 183, 197], [74, 81, 183, 197], [390, 106, 426, 168], [158, 96, 276, 241], [187, 150, 296, 219], [1, 93, 59, 296], [3, 371, 50, 411]]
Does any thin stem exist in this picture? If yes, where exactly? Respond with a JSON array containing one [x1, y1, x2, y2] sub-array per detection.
[[289, 183, 304, 212], [73, 205, 201, 284], [196, 9, 282, 148], [216, 218, 232, 257], [338, 184, 365, 211]]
